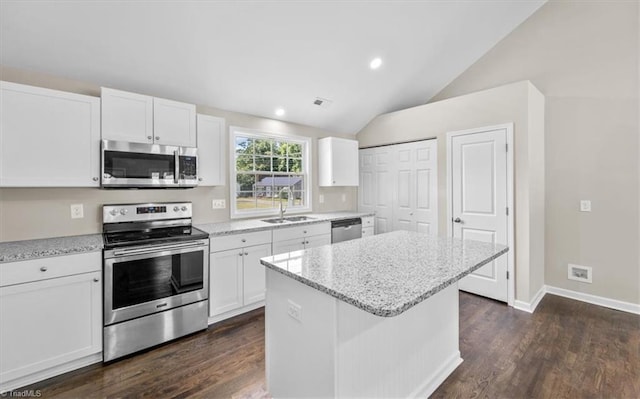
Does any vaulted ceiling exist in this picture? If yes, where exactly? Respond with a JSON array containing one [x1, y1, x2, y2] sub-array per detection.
[[0, 1, 545, 134]]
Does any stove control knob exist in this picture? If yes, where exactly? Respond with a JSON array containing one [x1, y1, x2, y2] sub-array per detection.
[[181, 206, 187, 212], [173, 206, 180, 212], [120, 209, 128, 215], [109, 209, 118, 216]]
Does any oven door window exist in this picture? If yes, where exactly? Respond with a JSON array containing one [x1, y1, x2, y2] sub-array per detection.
[[104, 150, 176, 180], [112, 251, 203, 310]]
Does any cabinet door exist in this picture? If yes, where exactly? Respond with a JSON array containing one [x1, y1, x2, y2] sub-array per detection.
[[272, 238, 305, 256], [1, 81, 101, 187], [243, 243, 272, 305], [153, 97, 196, 147], [196, 114, 225, 186], [318, 137, 358, 186], [362, 227, 375, 238], [101, 87, 153, 144], [210, 249, 243, 317], [305, 234, 332, 249], [0, 271, 102, 384]]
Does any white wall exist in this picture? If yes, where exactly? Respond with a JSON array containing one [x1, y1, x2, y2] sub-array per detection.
[[431, 0, 639, 305], [0, 66, 357, 242], [357, 81, 545, 304]]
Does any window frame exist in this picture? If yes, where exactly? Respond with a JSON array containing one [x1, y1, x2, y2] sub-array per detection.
[[229, 126, 312, 219]]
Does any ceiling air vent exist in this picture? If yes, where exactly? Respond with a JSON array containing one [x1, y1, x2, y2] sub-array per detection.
[[313, 97, 333, 109]]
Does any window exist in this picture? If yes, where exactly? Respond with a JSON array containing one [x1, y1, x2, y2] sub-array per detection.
[[230, 127, 311, 218]]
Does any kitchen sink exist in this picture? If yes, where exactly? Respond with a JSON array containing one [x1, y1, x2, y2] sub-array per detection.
[[262, 216, 316, 224]]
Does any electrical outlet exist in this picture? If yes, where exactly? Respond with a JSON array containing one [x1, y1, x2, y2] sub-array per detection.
[[212, 199, 226, 209], [580, 200, 591, 212], [70, 204, 84, 219], [319, 194, 325, 204], [287, 299, 302, 322], [568, 263, 592, 283], [341, 193, 346, 203]]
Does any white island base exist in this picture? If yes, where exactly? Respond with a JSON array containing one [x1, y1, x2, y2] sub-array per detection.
[[265, 269, 462, 398]]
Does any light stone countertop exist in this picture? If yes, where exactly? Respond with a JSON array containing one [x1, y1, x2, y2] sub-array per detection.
[[0, 234, 104, 264], [260, 230, 509, 317], [197, 211, 374, 236]]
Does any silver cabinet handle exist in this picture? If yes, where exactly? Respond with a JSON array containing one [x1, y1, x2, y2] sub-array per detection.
[[40, 266, 47, 272], [92, 177, 99, 181], [155, 136, 160, 140], [244, 252, 248, 256], [241, 238, 246, 243], [453, 218, 462, 223], [239, 252, 244, 257], [198, 177, 203, 181], [147, 136, 152, 140], [303, 231, 307, 234], [94, 278, 100, 282]]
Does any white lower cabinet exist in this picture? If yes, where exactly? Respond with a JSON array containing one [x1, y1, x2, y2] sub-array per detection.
[[209, 231, 272, 322], [0, 252, 102, 392]]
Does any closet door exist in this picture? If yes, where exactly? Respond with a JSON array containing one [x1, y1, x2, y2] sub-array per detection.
[[360, 140, 437, 236]]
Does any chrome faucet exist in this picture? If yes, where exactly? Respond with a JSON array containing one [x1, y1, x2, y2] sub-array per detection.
[[278, 186, 293, 222]]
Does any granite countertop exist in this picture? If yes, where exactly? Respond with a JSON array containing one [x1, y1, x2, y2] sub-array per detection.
[[260, 230, 509, 317], [197, 211, 374, 236], [0, 234, 104, 264]]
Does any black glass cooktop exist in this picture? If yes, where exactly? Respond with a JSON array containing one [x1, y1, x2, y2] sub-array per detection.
[[103, 226, 209, 249]]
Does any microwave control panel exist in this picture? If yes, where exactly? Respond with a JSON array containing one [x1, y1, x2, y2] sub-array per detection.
[[179, 156, 197, 180]]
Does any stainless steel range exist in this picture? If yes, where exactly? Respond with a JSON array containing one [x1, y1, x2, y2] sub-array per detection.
[[102, 202, 209, 362]]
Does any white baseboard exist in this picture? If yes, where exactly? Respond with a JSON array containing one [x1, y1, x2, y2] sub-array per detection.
[[545, 285, 640, 315], [513, 285, 640, 315], [513, 285, 546, 313]]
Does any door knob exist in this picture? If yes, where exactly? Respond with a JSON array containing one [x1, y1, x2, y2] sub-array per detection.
[[453, 218, 462, 223]]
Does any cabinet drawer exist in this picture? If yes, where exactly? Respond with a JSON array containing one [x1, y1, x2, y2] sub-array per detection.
[[362, 216, 374, 227], [272, 222, 331, 242], [211, 230, 272, 253], [0, 252, 102, 287]]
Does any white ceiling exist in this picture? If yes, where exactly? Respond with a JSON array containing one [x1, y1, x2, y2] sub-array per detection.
[[0, 1, 545, 135]]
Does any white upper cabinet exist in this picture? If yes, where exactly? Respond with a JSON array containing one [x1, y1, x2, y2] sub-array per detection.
[[196, 114, 226, 186], [153, 97, 196, 147], [101, 87, 196, 147], [0, 81, 101, 187], [318, 137, 359, 186], [101, 88, 153, 144]]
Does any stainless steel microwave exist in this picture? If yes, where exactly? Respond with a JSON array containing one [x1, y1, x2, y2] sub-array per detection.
[[101, 140, 198, 188]]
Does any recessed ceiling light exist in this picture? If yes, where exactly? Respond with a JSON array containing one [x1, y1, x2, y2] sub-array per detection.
[[369, 57, 382, 70], [275, 108, 285, 117]]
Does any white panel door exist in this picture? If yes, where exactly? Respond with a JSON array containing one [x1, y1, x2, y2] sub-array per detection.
[[358, 148, 375, 214], [373, 148, 394, 235], [391, 141, 437, 235], [209, 249, 244, 316], [101, 87, 154, 144], [196, 114, 226, 186], [243, 243, 271, 305], [451, 128, 508, 302], [153, 97, 196, 147]]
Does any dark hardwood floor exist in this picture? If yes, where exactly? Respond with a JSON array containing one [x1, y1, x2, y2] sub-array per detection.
[[20, 293, 640, 398]]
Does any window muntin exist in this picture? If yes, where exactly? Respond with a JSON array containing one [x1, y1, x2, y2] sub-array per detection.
[[231, 129, 310, 218]]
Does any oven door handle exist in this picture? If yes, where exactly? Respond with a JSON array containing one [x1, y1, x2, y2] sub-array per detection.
[[112, 241, 206, 257]]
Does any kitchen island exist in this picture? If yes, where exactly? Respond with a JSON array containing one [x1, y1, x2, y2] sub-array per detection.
[[260, 230, 508, 398]]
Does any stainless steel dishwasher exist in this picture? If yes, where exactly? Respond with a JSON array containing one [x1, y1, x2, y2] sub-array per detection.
[[331, 218, 362, 243]]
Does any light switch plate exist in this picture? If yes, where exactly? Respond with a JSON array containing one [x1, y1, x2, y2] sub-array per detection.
[[319, 194, 325, 204], [580, 200, 591, 212], [341, 193, 346, 203], [70, 204, 84, 219]]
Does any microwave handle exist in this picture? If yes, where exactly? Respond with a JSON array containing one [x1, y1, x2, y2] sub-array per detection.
[[174, 150, 179, 183]]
